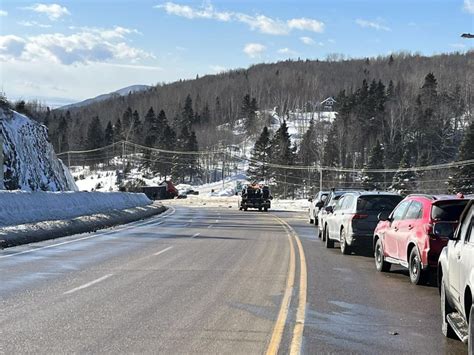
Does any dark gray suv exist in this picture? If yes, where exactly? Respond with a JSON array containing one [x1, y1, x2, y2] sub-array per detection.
[[324, 191, 403, 254]]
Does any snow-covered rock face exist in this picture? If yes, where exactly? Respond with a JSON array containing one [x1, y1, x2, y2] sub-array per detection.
[[0, 108, 78, 191]]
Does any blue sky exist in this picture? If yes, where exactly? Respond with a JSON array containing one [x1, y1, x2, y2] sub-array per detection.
[[0, 0, 473, 106]]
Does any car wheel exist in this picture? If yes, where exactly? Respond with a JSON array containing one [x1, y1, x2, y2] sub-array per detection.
[[409, 247, 427, 285], [441, 276, 456, 339], [374, 239, 391, 272], [325, 228, 334, 248], [264, 207, 268, 212], [340, 229, 350, 255], [469, 304, 473, 355]]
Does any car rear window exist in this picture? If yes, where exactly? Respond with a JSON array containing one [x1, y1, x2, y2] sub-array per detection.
[[357, 195, 403, 213], [431, 200, 469, 221]]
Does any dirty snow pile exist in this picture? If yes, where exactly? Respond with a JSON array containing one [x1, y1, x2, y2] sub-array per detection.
[[0, 190, 151, 227], [0, 108, 77, 191]]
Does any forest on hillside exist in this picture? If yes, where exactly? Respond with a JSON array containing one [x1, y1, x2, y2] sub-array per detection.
[[11, 51, 474, 195]]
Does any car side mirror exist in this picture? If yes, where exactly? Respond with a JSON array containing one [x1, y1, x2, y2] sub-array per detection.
[[325, 206, 333, 213], [378, 211, 390, 222], [308, 197, 313, 202], [316, 201, 324, 208], [433, 222, 455, 239]]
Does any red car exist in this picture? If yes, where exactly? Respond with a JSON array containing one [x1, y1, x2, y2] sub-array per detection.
[[373, 194, 469, 285]]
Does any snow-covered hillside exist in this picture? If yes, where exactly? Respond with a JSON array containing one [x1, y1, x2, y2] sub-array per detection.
[[0, 108, 77, 191], [59, 85, 151, 110]]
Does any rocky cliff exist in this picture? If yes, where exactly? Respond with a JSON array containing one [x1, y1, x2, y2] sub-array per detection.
[[0, 108, 77, 191]]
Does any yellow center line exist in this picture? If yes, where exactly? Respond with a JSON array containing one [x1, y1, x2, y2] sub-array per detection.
[[265, 222, 296, 355], [265, 214, 308, 355]]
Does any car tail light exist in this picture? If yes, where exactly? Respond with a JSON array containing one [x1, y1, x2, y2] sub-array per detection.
[[352, 214, 368, 220], [425, 223, 434, 236]]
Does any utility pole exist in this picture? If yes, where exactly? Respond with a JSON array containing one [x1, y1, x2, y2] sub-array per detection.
[[319, 168, 323, 192]]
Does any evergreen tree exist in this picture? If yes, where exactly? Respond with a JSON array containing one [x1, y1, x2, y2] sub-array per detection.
[[185, 131, 199, 181], [104, 121, 114, 146], [122, 107, 133, 140], [114, 118, 123, 142], [200, 104, 211, 125], [248, 126, 271, 182], [131, 110, 142, 142], [157, 122, 176, 179], [181, 94, 194, 128], [298, 119, 318, 166], [171, 126, 191, 182], [361, 141, 385, 190], [86, 116, 104, 150], [390, 150, 416, 195], [449, 120, 474, 194], [270, 121, 297, 198], [57, 115, 69, 153], [241, 94, 257, 133]]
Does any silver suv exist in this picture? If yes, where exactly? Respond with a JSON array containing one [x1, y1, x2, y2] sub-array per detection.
[[438, 199, 474, 351]]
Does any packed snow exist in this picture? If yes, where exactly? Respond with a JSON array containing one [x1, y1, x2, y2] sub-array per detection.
[[0, 190, 151, 227], [0, 108, 77, 191]]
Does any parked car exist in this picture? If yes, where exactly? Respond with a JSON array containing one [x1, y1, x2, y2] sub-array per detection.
[[324, 192, 403, 254], [308, 191, 329, 225], [318, 190, 360, 239], [374, 194, 470, 285], [438, 199, 474, 350]]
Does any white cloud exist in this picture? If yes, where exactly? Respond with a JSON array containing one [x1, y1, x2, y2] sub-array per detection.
[[236, 14, 288, 35], [24, 3, 70, 21], [156, 2, 325, 35], [156, 2, 232, 21], [278, 48, 298, 56], [287, 18, 324, 33], [0, 10, 8, 16], [355, 18, 391, 31], [243, 43, 266, 58], [18, 20, 52, 28], [0, 35, 27, 57], [464, 0, 474, 13], [0, 27, 153, 65], [210, 65, 226, 73], [300, 36, 315, 45]]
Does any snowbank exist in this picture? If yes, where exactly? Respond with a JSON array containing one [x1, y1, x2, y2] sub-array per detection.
[[0, 191, 152, 227], [0, 191, 166, 248]]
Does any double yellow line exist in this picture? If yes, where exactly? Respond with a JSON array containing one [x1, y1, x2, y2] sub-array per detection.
[[266, 215, 308, 355]]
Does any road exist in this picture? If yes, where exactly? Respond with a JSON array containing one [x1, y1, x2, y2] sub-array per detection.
[[0, 205, 467, 354]]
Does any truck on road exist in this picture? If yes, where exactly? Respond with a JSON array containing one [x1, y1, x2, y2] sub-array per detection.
[[239, 184, 272, 212]]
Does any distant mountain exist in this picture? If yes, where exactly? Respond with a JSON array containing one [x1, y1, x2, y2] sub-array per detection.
[[58, 85, 151, 110], [0, 108, 77, 191]]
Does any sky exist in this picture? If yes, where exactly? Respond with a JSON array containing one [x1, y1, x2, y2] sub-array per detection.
[[0, 0, 473, 107]]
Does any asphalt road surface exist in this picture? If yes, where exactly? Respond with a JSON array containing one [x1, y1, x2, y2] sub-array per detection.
[[0, 205, 467, 354]]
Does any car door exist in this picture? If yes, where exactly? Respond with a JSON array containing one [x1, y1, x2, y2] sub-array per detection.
[[449, 206, 474, 306], [460, 212, 474, 318], [384, 200, 411, 259], [397, 201, 423, 262], [328, 196, 345, 240]]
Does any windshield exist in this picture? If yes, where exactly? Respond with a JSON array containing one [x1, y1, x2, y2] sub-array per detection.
[[357, 195, 403, 213], [432, 200, 470, 221]]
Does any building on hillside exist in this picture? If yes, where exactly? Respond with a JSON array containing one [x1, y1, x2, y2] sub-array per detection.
[[318, 97, 337, 112]]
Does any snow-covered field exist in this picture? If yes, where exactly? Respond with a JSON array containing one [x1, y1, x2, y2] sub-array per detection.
[[0, 190, 151, 227]]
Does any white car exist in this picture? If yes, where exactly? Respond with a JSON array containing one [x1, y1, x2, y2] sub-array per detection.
[[438, 199, 474, 352], [308, 191, 328, 225]]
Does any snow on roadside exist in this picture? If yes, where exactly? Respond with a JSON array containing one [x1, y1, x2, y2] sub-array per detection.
[[166, 195, 309, 212], [0, 190, 152, 227]]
